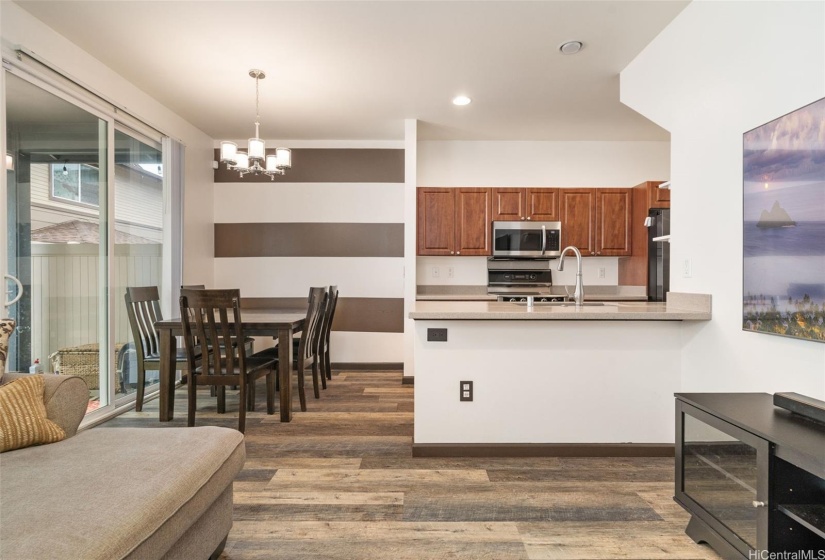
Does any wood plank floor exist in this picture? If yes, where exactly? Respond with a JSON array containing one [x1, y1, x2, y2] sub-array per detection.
[[102, 371, 720, 559]]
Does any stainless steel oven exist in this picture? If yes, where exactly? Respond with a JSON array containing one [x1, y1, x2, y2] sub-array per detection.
[[492, 221, 561, 258], [487, 258, 555, 297]]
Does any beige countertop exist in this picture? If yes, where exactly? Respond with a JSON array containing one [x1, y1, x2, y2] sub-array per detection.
[[409, 292, 712, 321]]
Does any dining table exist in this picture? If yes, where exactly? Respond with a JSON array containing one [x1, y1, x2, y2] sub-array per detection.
[[155, 309, 306, 423]]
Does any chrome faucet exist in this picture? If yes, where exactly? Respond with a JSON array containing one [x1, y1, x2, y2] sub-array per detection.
[[557, 246, 584, 306]]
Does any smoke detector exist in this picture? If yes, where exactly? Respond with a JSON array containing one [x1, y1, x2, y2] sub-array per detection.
[[559, 41, 583, 55]]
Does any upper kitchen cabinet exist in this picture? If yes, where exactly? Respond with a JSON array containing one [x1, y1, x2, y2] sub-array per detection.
[[492, 188, 559, 221], [559, 188, 632, 256], [417, 187, 492, 256], [645, 181, 670, 209], [595, 188, 632, 256]]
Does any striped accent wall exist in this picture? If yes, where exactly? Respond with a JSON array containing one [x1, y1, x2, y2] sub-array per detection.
[[213, 147, 405, 363]]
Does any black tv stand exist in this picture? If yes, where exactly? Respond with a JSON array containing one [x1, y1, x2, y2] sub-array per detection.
[[675, 393, 825, 558]]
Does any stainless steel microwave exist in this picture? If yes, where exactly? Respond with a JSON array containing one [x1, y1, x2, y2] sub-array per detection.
[[492, 221, 562, 258]]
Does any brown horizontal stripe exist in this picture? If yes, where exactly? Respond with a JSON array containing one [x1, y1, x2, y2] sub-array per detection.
[[241, 297, 403, 333], [412, 443, 675, 458], [215, 223, 404, 258], [213, 148, 404, 183]]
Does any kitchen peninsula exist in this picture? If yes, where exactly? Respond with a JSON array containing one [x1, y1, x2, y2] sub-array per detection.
[[409, 293, 712, 456]]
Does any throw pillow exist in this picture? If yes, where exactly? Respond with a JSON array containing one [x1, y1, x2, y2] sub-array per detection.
[[0, 375, 66, 453], [0, 319, 15, 384]]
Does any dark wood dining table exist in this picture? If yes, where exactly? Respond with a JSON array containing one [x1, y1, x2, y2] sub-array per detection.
[[155, 309, 306, 423]]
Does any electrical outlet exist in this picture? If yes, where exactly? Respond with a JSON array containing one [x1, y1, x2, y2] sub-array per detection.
[[447, 267, 454, 278], [431, 266, 440, 278], [683, 259, 692, 278], [598, 267, 606, 279], [460, 380, 473, 402], [427, 328, 448, 342]]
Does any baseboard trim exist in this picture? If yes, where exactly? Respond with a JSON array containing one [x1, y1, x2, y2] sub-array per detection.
[[332, 362, 403, 371], [401, 376, 414, 385], [412, 443, 675, 458]]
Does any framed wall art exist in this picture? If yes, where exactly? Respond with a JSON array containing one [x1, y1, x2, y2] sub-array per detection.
[[743, 96, 825, 342]]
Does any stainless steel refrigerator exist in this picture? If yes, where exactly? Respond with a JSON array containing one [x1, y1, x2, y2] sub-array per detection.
[[647, 208, 670, 301]]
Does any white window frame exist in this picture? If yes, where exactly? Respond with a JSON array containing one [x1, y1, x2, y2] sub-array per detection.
[[49, 162, 101, 208]]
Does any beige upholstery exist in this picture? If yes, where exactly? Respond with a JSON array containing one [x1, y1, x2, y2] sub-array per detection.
[[0, 373, 244, 560], [4, 372, 88, 437]]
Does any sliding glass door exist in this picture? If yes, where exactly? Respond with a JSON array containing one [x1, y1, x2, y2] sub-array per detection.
[[113, 129, 164, 403], [5, 71, 111, 410], [3, 68, 175, 417]]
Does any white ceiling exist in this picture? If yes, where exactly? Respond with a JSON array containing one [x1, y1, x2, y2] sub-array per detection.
[[15, 1, 688, 142]]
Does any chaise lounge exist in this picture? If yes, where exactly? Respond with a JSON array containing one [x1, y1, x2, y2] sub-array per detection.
[[0, 373, 245, 560]]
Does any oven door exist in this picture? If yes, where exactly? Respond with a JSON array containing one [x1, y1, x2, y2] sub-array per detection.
[[492, 221, 561, 258]]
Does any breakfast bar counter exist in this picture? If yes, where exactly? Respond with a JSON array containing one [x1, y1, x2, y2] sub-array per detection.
[[409, 292, 712, 454], [409, 293, 711, 321]]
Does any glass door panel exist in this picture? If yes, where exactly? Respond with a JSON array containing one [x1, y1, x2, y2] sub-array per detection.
[[683, 414, 759, 547], [113, 129, 164, 402], [5, 72, 109, 411]]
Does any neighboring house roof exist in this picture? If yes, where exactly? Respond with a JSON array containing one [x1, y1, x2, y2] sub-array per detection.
[[32, 220, 159, 244]]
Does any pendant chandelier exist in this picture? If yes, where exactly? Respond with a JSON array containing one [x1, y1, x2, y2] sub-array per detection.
[[220, 69, 291, 180]]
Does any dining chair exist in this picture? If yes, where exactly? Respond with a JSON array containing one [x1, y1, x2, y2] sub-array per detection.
[[179, 288, 277, 433], [125, 286, 192, 412], [318, 285, 339, 383], [252, 287, 327, 411], [182, 284, 255, 355]]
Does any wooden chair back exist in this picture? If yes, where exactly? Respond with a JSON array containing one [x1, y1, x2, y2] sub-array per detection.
[[322, 285, 339, 349], [125, 286, 163, 362], [297, 287, 327, 364], [179, 288, 248, 383]]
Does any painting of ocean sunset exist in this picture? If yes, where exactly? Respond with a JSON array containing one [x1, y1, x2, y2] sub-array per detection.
[[743, 96, 825, 342]]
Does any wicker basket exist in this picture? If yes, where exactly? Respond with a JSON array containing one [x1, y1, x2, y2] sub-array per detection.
[[50, 343, 124, 390]]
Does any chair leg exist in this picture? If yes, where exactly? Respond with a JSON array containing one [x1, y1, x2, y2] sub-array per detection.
[[297, 363, 307, 412], [266, 369, 275, 415], [238, 379, 247, 434], [325, 349, 332, 381], [217, 386, 226, 414], [135, 363, 146, 412], [247, 378, 256, 412], [318, 351, 327, 390], [311, 360, 321, 399], [187, 374, 197, 427]]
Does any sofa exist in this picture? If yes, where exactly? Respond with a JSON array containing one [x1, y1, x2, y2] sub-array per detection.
[[0, 373, 245, 560]]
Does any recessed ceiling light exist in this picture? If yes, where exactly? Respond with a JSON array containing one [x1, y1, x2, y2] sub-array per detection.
[[559, 41, 583, 55], [452, 95, 472, 106]]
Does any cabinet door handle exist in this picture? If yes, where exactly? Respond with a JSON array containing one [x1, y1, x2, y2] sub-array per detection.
[[457, 251, 461, 255], [526, 217, 531, 220], [752, 501, 767, 508], [520, 217, 525, 220], [450, 251, 455, 255]]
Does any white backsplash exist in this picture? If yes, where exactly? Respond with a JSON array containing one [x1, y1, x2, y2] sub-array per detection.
[[416, 256, 620, 286]]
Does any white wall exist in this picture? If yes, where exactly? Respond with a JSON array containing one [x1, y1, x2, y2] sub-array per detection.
[[417, 140, 671, 286], [414, 319, 682, 443], [621, 0, 825, 396], [1, 2, 215, 286]]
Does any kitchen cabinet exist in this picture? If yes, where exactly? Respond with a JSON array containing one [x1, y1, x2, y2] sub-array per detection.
[[417, 187, 492, 256], [618, 180, 669, 287], [559, 188, 632, 256], [646, 180, 670, 209], [492, 188, 559, 221]]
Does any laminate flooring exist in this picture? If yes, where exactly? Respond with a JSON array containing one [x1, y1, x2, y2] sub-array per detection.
[[103, 371, 720, 559]]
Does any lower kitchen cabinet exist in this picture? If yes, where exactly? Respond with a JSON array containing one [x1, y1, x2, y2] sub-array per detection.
[[417, 187, 492, 256], [675, 393, 825, 559]]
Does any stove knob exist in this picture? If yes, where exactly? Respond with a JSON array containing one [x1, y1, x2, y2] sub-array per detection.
[[509, 298, 517, 303], [540, 298, 548, 303]]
